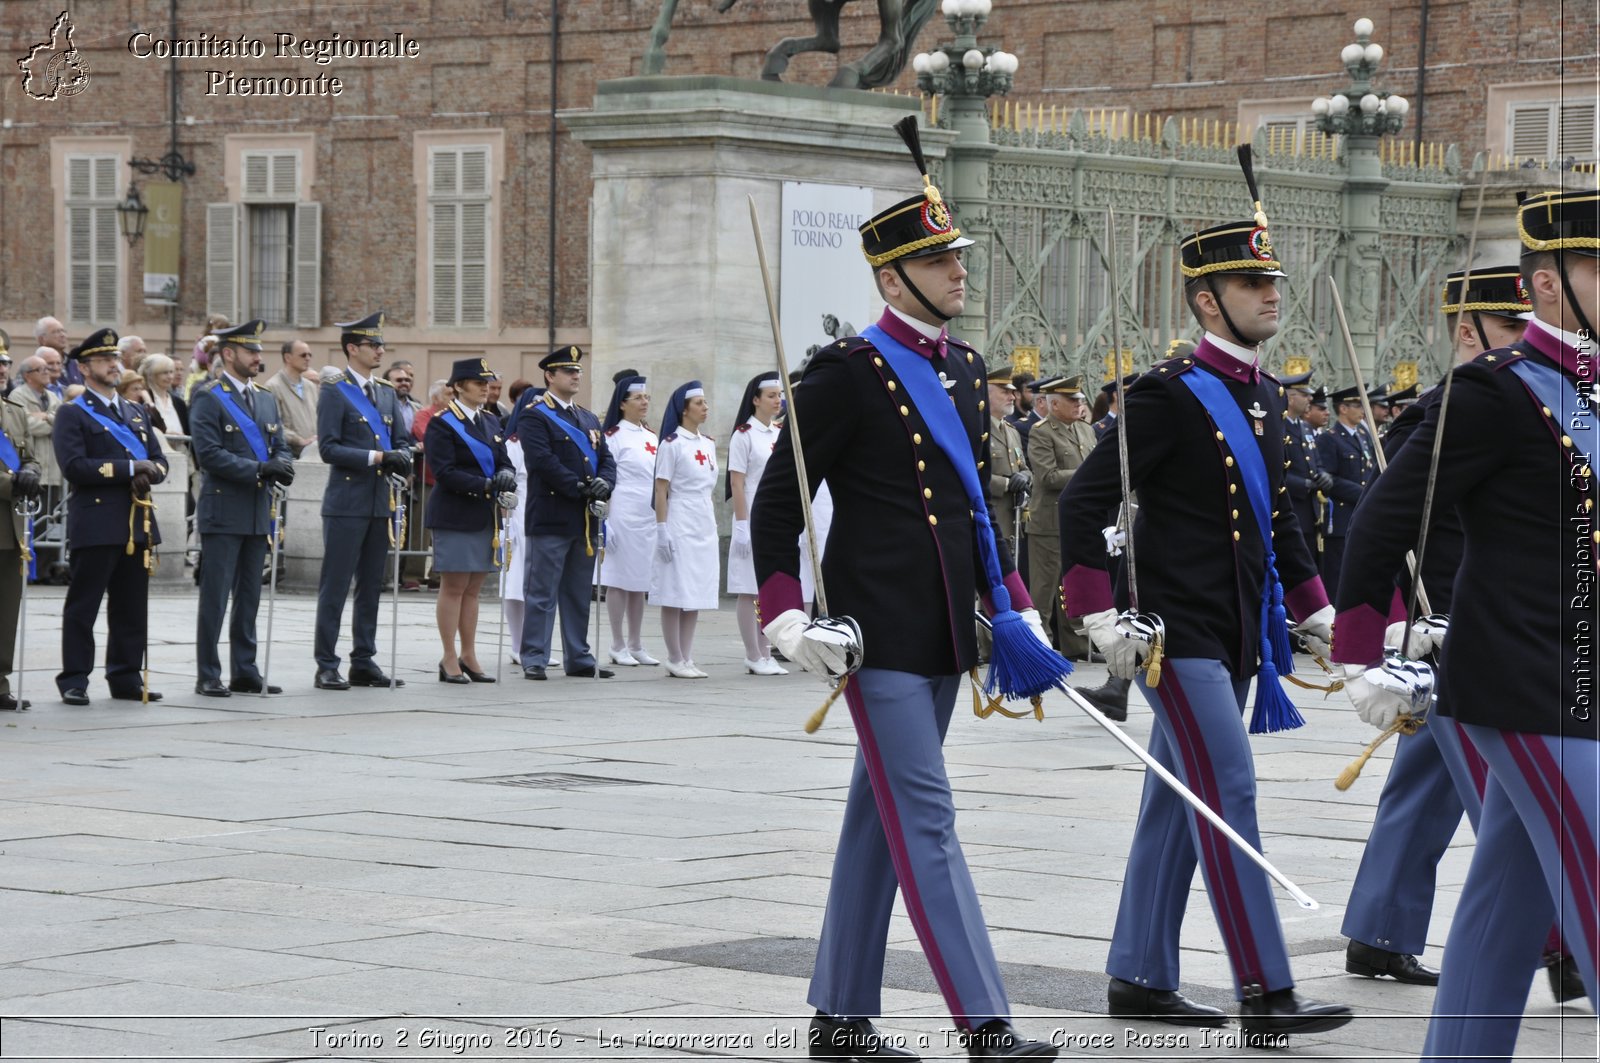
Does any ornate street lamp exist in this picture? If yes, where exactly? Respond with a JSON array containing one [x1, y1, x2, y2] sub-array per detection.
[[115, 184, 149, 246], [909, 0, 1019, 342], [1310, 18, 1410, 138]]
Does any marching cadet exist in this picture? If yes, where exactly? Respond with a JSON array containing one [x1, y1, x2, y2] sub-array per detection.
[[1280, 371, 1331, 569], [1059, 190, 1351, 1037], [1026, 376, 1096, 658], [1332, 188, 1598, 1059], [189, 321, 295, 698], [1314, 383, 1376, 599], [313, 313, 416, 690], [0, 390, 43, 710], [752, 117, 1060, 1062], [984, 368, 1028, 560], [517, 346, 616, 681], [53, 328, 168, 705]]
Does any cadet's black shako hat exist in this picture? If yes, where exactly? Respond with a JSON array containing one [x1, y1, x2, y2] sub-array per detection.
[[336, 312, 385, 348], [214, 320, 266, 352], [449, 357, 497, 385], [1440, 266, 1533, 320], [859, 116, 974, 268], [1518, 189, 1600, 258], [1180, 146, 1287, 280], [539, 346, 584, 373], [69, 327, 119, 361]]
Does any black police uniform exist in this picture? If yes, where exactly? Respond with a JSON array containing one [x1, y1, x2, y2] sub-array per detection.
[[1314, 388, 1375, 600]]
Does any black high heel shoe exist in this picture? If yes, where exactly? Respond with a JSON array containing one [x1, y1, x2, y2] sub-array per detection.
[[438, 663, 470, 685], [461, 664, 495, 683]]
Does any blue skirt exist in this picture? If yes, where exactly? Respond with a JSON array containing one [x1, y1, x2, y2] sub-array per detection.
[[431, 526, 496, 573]]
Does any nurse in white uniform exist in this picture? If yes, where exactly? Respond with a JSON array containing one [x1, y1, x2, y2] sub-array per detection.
[[599, 373, 661, 666], [499, 388, 537, 662], [650, 381, 719, 678], [726, 372, 787, 675]]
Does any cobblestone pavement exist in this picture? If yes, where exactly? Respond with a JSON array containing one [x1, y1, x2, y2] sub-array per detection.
[[0, 586, 1591, 1060]]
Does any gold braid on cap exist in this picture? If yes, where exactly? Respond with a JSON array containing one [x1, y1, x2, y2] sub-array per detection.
[[1517, 192, 1600, 253]]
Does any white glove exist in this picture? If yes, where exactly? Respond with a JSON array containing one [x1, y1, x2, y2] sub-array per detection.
[[1294, 604, 1335, 659], [654, 523, 675, 564], [763, 609, 862, 679], [1102, 525, 1127, 557], [731, 519, 752, 560], [1384, 616, 1448, 657], [1018, 607, 1053, 651], [1342, 655, 1435, 731], [1080, 608, 1148, 680]]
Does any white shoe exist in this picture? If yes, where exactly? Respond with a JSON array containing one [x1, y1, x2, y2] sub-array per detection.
[[609, 649, 639, 666], [745, 657, 788, 676], [665, 660, 699, 679], [630, 648, 660, 666], [684, 660, 710, 679]]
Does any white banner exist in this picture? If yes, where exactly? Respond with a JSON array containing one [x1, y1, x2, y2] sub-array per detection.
[[779, 182, 875, 371]]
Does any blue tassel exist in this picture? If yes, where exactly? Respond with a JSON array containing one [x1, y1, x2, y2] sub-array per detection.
[[985, 608, 1073, 701], [1267, 602, 1295, 675], [1248, 658, 1306, 734]]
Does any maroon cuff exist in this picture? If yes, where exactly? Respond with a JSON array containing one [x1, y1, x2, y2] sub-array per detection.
[[1385, 587, 1408, 625], [1283, 576, 1329, 623], [982, 570, 1034, 615], [758, 571, 804, 626], [1061, 564, 1113, 618], [1331, 603, 1389, 665]]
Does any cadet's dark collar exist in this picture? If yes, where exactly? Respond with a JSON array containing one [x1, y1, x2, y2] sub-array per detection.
[[1195, 333, 1260, 384], [1523, 318, 1590, 379], [879, 306, 950, 359]]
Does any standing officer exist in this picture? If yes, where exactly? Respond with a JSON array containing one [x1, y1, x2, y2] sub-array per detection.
[[1059, 198, 1351, 1037], [517, 346, 616, 680], [984, 368, 1028, 560], [1280, 371, 1331, 570], [0, 392, 43, 710], [1092, 374, 1137, 441], [1004, 372, 1041, 451], [1314, 385, 1376, 600], [53, 328, 168, 705], [752, 118, 1059, 1061], [1332, 189, 1598, 1059], [1027, 375, 1097, 657], [313, 313, 415, 690], [189, 321, 294, 698]]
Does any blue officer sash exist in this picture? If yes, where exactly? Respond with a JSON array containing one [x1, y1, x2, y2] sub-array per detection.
[[865, 323, 1072, 700], [0, 429, 20, 472], [73, 396, 148, 461], [336, 378, 393, 450], [439, 406, 496, 478], [211, 386, 270, 462], [1510, 357, 1596, 477], [533, 401, 596, 471], [1180, 369, 1304, 733]]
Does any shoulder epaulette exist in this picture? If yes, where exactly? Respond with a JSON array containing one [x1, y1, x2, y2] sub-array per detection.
[[663, 432, 678, 443], [1473, 348, 1524, 371], [1151, 356, 1196, 378], [195, 378, 221, 395], [371, 377, 394, 388], [605, 425, 620, 437], [540, 393, 557, 407], [1260, 369, 1283, 387], [735, 422, 751, 434]]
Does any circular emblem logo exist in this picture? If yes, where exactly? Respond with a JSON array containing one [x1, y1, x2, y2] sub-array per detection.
[[1516, 274, 1530, 305], [1248, 226, 1274, 261], [921, 198, 953, 236]]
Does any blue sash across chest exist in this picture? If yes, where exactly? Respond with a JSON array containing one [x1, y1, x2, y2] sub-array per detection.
[[1510, 357, 1596, 474], [73, 396, 148, 461], [439, 407, 497, 478], [534, 402, 597, 470], [211, 386, 270, 462], [336, 378, 393, 450], [0, 429, 20, 472]]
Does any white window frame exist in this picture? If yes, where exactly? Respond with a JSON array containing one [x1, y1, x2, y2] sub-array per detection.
[[64, 154, 123, 326], [413, 129, 505, 334], [50, 138, 130, 328], [209, 137, 320, 328], [427, 145, 492, 329]]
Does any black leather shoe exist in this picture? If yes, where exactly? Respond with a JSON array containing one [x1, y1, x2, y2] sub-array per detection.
[[195, 679, 232, 698], [1346, 939, 1439, 985], [229, 678, 282, 694], [461, 665, 495, 683], [807, 1014, 919, 1060], [1547, 952, 1588, 1003], [349, 669, 402, 688], [1075, 677, 1131, 722], [963, 1020, 1056, 1060], [1239, 986, 1352, 1038], [314, 669, 350, 690], [567, 666, 614, 679], [61, 689, 89, 706], [523, 665, 547, 680], [438, 664, 471, 685], [1107, 977, 1227, 1027], [0, 693, 30, 711], [111, 688, 162, 702]]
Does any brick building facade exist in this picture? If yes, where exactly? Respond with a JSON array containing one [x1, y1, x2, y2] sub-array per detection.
[[0, 0, 1591, 389]]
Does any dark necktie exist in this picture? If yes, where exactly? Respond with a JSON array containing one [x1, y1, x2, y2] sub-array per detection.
[[241, 386, 256, 420], [364, 383, 376, 406]]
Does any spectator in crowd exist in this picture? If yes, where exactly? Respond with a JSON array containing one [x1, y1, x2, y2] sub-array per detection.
[[186, 318, 229, 398], [1005, 371, 1042, 450], [117, 335, 148, 374], [385, 361, 422, 435], [9, 354, 62, 505], [266, 340, 319, 458], [138, 354, 188, 440], [506, 377, 532, 410], [38, 346, 66, 399], [0, 330, 12, 397], [725, 372, 786, 675], [35, 317, 76, 387], [598, 373, 660, 667], [485, 377, 509, 421], [651, 380, 719, 679], [115, 373, 151, 411], [425, 359, 515, 684]]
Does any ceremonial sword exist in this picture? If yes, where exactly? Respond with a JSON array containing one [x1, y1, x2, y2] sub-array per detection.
[[260, 484, 286, 697], [13, 495, 40, 710], [387, 472, 408, 690]]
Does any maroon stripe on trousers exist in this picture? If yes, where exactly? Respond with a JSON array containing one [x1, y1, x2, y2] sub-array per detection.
[[1509, 732, 1600, 964], [1455, 721, 1490, 802], [1151, 667, 1265, 987], [841, 675, 969, 1027]]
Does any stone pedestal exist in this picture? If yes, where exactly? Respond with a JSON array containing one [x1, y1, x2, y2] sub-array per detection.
[[280, 458, 328, 592], [150, 449, 189, 586]]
